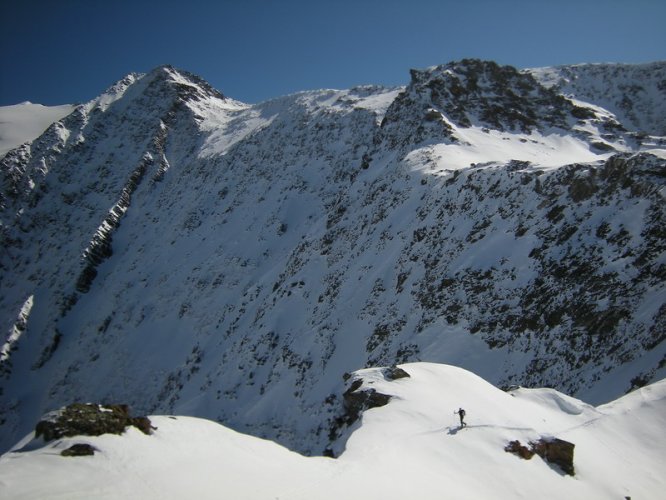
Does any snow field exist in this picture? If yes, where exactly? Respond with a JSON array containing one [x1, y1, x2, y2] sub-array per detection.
[[1, 363, 664, 500], [0, 102, 75, 157]]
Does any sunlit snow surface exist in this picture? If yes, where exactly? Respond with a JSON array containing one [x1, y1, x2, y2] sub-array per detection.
[[196, 85, 403, 158], [0, 102, 75, 157], [404, 126, 613, 175], [1, 363, 663, 500]]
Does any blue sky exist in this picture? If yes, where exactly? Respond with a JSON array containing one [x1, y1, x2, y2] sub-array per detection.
[[1, 0, 665, 106]]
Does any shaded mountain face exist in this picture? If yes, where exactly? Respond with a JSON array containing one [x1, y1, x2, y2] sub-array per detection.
[[0, 60, 664, 455], [528, 61, 666, 136]]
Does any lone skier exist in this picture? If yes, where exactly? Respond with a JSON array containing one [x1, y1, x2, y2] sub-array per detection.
[[454, 407, 466, 427]]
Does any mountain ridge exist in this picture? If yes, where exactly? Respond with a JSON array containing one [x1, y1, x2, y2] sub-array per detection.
[[528, 61, 666, 136], [2, 362, 665, 499], [0, 59, 664, 456]]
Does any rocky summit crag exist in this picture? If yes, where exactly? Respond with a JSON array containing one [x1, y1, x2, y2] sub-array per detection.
[[0, 59, 664, 455]]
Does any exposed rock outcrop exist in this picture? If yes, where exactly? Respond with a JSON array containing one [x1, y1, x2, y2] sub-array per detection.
[[35, 403, 153, 442], [60, 443, 97, 457], [326, 368, 411, 456], [342, 380, 392, 424], [383, 366, 411, 381], [505, 437, 575, 476]]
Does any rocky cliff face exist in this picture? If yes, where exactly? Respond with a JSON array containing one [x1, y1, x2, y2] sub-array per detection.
[[528, 61, 666, 136], [0, 60, 664, 454]]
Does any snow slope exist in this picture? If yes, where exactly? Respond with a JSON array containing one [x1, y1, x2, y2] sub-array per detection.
[[0, 102, 75, 157], [1, 363, 664, 500]]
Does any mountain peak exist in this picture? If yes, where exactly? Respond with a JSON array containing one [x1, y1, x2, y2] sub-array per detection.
[[145, 65, 226, 102], [378, 59, 611, 152], [405, 58, 591, 132], [82, 65, 226, 117], [409, 58, 513, 83]]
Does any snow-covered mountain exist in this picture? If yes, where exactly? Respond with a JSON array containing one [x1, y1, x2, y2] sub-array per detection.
[[528, 61, 666, 136], [2, 363, 665, 499], [0, 60, 664, 458]]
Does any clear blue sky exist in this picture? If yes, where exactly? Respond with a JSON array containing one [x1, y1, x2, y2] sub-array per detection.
[[1, 0, 665, 106]]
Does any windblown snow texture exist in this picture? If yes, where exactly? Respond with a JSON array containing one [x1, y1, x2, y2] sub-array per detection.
[[0, 60, 664, 455]]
